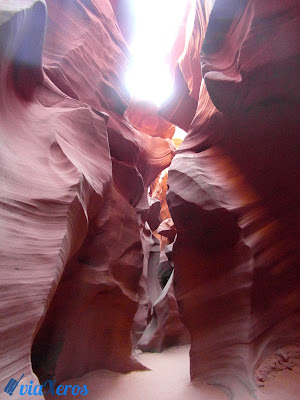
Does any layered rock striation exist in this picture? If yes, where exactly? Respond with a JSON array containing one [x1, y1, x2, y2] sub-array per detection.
[[0, 0, 177, 395], [1, 0, 299, 399], [167, 0, 300, 398]]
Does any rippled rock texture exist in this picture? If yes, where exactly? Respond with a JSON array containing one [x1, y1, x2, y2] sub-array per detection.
[[0, 0, 175, 395], [1, 0, 299, 399], [167, 0, 300, 398]]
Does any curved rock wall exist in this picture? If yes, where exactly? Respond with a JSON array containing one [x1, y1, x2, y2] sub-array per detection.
[[0, 0, 176, 395], [167, 0, 300, 398], [1, 0, 299, 399]]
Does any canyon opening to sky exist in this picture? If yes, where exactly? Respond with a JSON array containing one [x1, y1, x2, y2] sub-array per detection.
[[125, 0, 195, 106]]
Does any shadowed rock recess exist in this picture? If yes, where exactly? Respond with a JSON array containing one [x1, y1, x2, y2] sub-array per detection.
[[0, 1, 299, 400]]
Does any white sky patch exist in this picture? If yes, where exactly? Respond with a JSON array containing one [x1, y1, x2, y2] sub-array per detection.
[[126, 0, 193, 106], [173, 126, 187, 141], [158, 168, 168, 184]]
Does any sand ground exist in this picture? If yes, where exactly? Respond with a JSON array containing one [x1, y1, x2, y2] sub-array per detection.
[[48, 345, 300, 400]]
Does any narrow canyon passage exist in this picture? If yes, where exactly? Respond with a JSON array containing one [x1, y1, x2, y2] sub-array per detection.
[[0, 1, 299, 400]]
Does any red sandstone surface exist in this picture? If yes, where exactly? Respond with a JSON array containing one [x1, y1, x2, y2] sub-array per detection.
[[0, 1, 299, 400], [166, 0, 300, 398], [0, 0, 175, 394]]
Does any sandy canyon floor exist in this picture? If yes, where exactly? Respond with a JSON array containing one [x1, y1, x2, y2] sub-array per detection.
[[48, 345, 300, 400]]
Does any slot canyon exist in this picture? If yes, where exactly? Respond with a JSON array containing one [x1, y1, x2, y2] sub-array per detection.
[[0, 0, 299, 399]]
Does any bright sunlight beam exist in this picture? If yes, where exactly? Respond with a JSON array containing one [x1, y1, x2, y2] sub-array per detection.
[[125, 0, 193, 106]]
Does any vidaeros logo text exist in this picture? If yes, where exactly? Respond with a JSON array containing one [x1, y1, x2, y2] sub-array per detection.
[[4, 374, 88, 396]]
